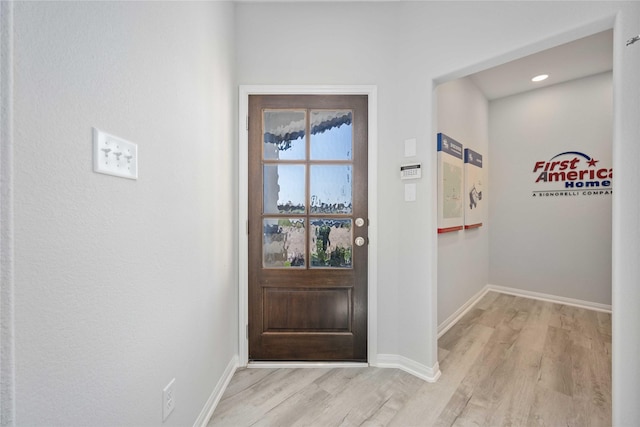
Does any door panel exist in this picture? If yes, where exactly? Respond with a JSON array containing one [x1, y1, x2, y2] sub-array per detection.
[[263, 288, 351, 331], [248, 95, 368, 361]]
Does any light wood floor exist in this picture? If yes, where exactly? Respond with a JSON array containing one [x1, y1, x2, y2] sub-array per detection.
[[208, 292, 611, 426]]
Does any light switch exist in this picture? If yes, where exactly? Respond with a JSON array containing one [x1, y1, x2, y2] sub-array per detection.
[[404, 138, 416, 157], [93, 128, 138, 180], [405, 183, 416, 202]]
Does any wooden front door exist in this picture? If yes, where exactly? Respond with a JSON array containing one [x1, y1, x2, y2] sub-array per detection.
[[248, 95, 368, 361]]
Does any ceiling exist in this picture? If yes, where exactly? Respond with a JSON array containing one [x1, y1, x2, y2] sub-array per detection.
[[469, 29, 613, 100]]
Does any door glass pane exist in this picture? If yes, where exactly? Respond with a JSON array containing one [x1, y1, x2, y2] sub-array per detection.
[[263, 110, 306, 160], [310, 165, 352, 214], [263, 165, 305, 214], [310, 110, 352, 160], [263, 219, 306, 268], [310, 219, 352, 268]]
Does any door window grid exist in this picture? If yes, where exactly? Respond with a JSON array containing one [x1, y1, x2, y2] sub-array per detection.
[[262, 109, 354, 269]]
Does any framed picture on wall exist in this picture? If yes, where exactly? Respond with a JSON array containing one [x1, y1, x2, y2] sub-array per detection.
[[464, 148, 484, 229], [437, 133, 464, 233]]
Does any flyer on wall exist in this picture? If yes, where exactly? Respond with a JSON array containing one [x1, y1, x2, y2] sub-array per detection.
[[437, 133, 464, 233], [464, 148, 484, 229]]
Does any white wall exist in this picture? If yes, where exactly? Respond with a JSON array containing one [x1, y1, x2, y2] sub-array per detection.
[[237, 2, 640, 421], [11, 2, 236, 425], [489, 72, 613, 305], [436, 78, 489, 325]]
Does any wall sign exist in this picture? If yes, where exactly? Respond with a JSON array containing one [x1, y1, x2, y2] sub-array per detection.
[[532, 151, 613, 197], [464, 148, 483, 229], [437, 133, 464, 233]]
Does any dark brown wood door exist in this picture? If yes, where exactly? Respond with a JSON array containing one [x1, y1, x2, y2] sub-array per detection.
[[248, 95, 368, 361]]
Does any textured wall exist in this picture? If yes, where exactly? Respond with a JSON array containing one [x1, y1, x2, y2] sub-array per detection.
[[12, 2, 236, 425], [489, 72, 612, 304]]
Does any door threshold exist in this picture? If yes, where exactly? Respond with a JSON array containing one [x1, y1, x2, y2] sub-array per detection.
[[247, 361, 369, 369]]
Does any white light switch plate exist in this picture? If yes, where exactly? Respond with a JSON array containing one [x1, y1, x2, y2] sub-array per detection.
[[405, 183, 416, 202], [404, 138, 416, 157], [93, 128, 138, 179]]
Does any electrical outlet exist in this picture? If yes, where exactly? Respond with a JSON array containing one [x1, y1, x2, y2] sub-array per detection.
[[162, 378, 176, 421], [93, 128, 138, 179]]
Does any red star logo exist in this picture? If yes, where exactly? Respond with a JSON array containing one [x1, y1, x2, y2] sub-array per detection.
[[587, 158, 599, 167]]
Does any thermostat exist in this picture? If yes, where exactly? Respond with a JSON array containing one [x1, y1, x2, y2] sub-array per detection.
[[400, 163, 421, 180]]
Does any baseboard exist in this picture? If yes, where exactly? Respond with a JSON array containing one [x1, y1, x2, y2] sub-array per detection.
[[487, 284, 612, 313], [248, 361, 368, 369], [193, 355, 239, 427], [375, 354, 441, 383], [438, 285, 491, 338], [437, 284, 612, 340]]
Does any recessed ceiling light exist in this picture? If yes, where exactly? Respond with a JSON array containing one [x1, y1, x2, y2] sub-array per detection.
[[531, 74, 549, 82]]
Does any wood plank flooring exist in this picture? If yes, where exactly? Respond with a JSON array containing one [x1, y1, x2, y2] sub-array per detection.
[[207, 292, 611, 426]]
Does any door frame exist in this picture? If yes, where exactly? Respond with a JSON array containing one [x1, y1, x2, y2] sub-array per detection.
[[238, 85, 378, 367]]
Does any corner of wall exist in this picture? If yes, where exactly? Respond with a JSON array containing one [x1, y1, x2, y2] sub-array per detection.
[[438, 285, 491, 337], [193, 355, 239, 427], [375, 354, 441, 383]]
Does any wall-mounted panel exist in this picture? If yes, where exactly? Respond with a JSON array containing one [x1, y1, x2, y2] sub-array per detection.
[[464, 148, 484, 229], [437, 133, 464, 233]]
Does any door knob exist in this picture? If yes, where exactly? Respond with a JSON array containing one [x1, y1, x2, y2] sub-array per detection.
[[355, 236, 366, 247]]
